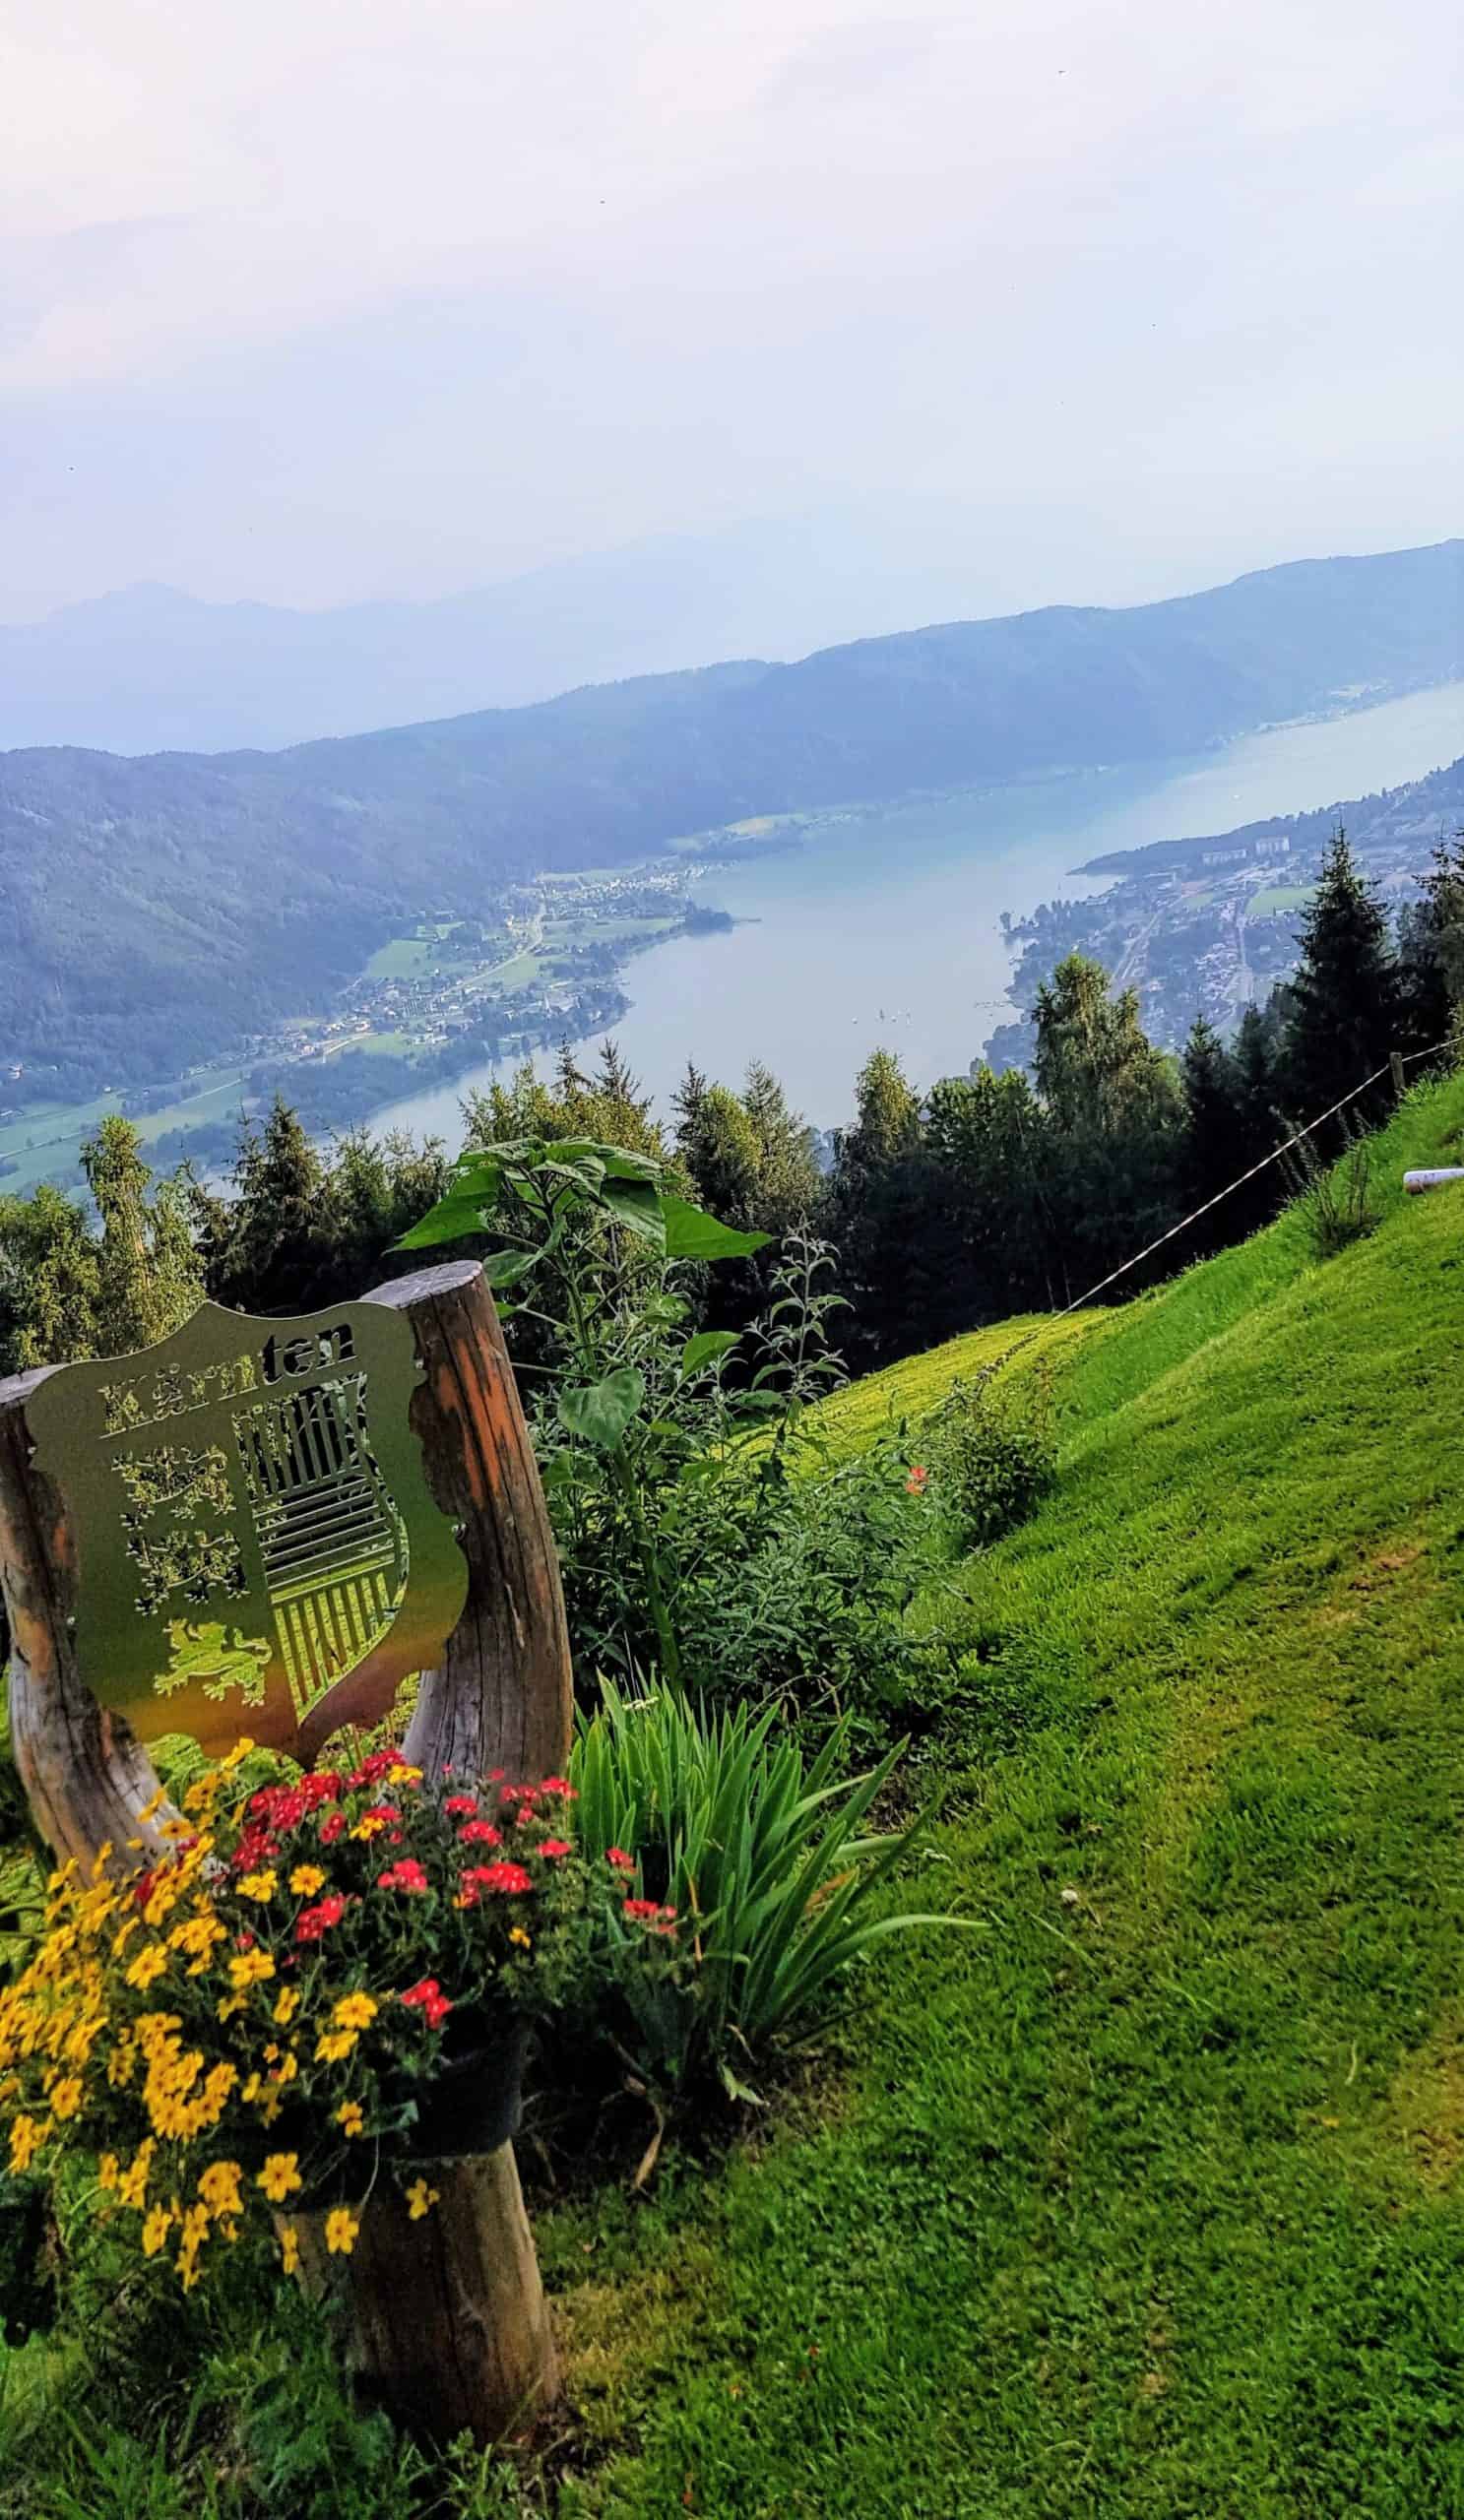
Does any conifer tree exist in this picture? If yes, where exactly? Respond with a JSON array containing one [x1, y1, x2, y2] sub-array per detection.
[[1282, 829, 1401, 1119], [828, 1050, 934, 1364], [209, 1097, 324, 1312], [1180, 1015, 1247, 1208]]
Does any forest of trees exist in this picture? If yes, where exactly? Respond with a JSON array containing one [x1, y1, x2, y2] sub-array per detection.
[[2, 827, 1461, 1395]]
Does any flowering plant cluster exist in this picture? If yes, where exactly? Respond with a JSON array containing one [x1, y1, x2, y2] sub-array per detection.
[[0, 1742, 679, 2294]]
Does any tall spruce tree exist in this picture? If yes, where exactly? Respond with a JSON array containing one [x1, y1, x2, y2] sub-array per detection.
[[1282, 830, 1401, 1121], [828, 1049, 935, 1365], [1179, 1015, 1248, 1215]]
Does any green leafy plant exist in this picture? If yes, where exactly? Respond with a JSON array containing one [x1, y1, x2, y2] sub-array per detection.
[[917, 1357, 1056, 1553], [399, 1136, 768, 1683], [568, 1678, 966, 2100]]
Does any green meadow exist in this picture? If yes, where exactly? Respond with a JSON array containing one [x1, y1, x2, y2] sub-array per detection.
[[541, 1075, 1464, 2517]]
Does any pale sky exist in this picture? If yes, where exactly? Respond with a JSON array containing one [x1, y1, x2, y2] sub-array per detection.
[[3, 0, 1461, 619]]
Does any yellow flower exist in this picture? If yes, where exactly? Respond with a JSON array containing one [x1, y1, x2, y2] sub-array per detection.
[[227, 1950, 276, 1991], [107, 2036, 138, 2087], [272, 1987, 300, 2026], [8, 2114, 45, 2174], [197, 2160, 243, 2220], [406, 2178, 439, 2221], [325, 2207, 358, 2255], [220, 1737, 254, 1774], [141, 2203, 173, 2257], [336, 2100, 365, 2137], [117, 2141, 155, 2210], [49, 2075, 83, 2120], [111, 1915, 141, 1957], [97, 2151, 120, 2191], [508, 1926, 532, 1950], [314, 2029, 356, 2063], [236, 1871, 277, 1904], [350, 1814, 386, 1841], [256, 2088, 284, 2126], [198, 2061, 237, 2125], [125, 1945, 168, 1990], [333, 1991, 377, 2032], [288, 1864, 326, 1898], [169, 1914, 224, 1959], [271, 2050, 299, 2086], [216, 1993, 246, 2023], [256, 2151, 302, 2204], [279, 2222, 301, 2277]]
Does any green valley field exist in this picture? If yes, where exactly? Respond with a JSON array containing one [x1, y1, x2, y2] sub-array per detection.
[[541, 1076, 1464, 2517]]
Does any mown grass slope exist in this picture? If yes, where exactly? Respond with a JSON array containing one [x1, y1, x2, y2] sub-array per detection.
[[547, 1075, 1464, 2518]]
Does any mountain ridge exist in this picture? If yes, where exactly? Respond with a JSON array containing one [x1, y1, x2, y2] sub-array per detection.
[[2, 536, 1461, 1093]]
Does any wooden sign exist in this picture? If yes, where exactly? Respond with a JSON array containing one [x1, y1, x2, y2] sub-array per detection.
[[22, 1299, 468, 1759], [1, 1261, 573, 2442]]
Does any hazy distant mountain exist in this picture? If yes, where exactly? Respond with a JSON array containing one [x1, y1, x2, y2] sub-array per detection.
[[0, 518, 1050, 755], [2, 537, 1460, 1091]]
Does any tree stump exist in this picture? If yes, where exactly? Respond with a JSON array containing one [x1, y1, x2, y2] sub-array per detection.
[[290, 2148, 560, 2446]]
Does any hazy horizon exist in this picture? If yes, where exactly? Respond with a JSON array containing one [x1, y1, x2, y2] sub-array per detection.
[[5, 1, 1462, 631]]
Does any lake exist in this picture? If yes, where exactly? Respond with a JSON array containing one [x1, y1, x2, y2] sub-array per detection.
[[374, 678, 1464, 1141]]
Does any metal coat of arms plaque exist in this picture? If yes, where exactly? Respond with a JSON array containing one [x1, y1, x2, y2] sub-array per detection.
[[26, 1300, 469, 1760]]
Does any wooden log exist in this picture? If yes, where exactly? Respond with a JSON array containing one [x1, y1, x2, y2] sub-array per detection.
[[1390, 1048, 1407, 1102], [1404, 1167, 1464, 1195], [290, 2146, 559, 2447], [0, 1362, 176, 1871], [350, 1260, 573, 1787]]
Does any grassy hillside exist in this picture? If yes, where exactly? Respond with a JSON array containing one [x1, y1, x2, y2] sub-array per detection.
[[3, 538, 1461, 1085], [541, 1074, 1464, 2517]]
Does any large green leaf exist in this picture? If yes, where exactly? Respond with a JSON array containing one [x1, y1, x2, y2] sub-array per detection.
[[661, 1197, 770, 1262], [680, 1329, 742, 1377], [394, 1191, 493, 1250], [557, 1368, 647, 1450], [601, 1177, 668, 1247], [478, 1245, 538, 1289]]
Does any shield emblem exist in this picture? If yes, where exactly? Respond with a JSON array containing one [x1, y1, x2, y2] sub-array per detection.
[[26, 1300, 468, 1761]]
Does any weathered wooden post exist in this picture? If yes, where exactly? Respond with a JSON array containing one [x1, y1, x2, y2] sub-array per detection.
[[1390, 1048, 1407, 1102], [0, 1258, 572, 2444]]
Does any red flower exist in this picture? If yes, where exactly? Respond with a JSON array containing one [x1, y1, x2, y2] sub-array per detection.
[[461, 1860, 532, 1897], [457, 1819, 502, 1847], [605, 1848, 634, 1872], [486, 1769, 505, 1783], [295, 1894, 348, 1942], [401, 1977, 453, 2029], [623, 1898, 678, 1935], [539, 1776, 578, 1801], [377, 1858, 429, 1895], [905, 1463, 929, 1497], [538, 1839, 572, 1859], [443, 1795, 478, 1818], [319, 1812, 347, 1845]]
